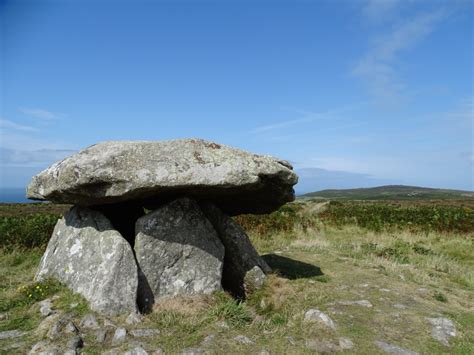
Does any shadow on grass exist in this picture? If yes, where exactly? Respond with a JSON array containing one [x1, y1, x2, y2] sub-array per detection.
[[262, 254, 324, 280]]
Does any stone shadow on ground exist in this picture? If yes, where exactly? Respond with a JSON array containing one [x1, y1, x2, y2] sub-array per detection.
[[262, 254, 324, 279]]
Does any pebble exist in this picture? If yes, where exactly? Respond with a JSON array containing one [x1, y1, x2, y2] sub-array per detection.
[[374, 340, 419, 354], [39, 299, 53, 317], [126, 312, 143, 325], [304, 309, 336, 330], [234, 335, 255, 344], [125, 347, 149, 355], [96, 329, 108, 343], [130, 328, 161, 337], [35, 313, 62, 337], [0, 329, 27, 340], [112, 327, 127, 345], [0, 312, 8, 321], [215, 320, 229, 329], [67, 335, 84, 351], [47, 316, 72, 340], [28, 340, 60, 355], [80, 313, 99, 329], [64, 321, 79, 334], [153, 348, 164, 354], [339, 337, 354, 350], [427, 317, 456, 346]]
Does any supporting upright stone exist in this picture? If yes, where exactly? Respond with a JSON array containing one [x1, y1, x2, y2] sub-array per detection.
[[35, 207, 138, 316], [200, 202, 271, 298], [135, 198, 225, 310]]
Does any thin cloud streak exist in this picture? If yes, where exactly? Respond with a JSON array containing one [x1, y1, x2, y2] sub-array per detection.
[[0, 118, 39, 132], [362, 0, 401, 23], [252, 102, 370, 134], [354, 9, 446, 104], [19, 107, 63, 120]]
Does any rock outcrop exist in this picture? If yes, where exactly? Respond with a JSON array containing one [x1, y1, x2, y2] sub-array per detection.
[[27, 139, 297, 215], [35, 207, 138, 316], [28, 139, 298, 315], [200, 201, 271, 298]]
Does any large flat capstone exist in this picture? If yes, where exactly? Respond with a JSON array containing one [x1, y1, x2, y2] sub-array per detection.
[[35, 207, 138, 316], [27, 139, 298, 215], [135, 198, 225, 310]]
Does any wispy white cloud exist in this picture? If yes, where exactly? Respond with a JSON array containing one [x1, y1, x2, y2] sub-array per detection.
[[354, 9, 446, 104], [362, 0, 401, 23], [460, 152, 474, 166], [0, 147, 76, 168], [251, 102, 369, 134], [19, 107, 63, 120], [252, 116, 321, 134], [0, 118, 39, 132]]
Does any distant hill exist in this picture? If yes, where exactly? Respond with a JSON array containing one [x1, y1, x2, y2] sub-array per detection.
[[301, 185, 474, 200]]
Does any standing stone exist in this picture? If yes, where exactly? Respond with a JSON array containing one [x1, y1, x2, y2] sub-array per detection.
[[200, 202, 271, 298], [135, 198, 224, 309], [35, 207, 138, 316]]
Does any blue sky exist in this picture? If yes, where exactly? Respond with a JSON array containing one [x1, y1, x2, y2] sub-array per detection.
[[1, 0, 473, 193]]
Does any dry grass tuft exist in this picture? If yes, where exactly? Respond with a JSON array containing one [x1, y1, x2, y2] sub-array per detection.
[[152, 294, 214, 316]]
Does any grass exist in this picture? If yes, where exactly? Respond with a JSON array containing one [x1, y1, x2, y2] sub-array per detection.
[[319, 201, 474, 233], [0, 200, 473, 354]]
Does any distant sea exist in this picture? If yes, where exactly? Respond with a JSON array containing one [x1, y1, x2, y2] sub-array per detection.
[[0, 188, 33, 203]]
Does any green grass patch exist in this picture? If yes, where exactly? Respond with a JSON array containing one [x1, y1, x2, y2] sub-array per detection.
[[0, 213, 60, 250]]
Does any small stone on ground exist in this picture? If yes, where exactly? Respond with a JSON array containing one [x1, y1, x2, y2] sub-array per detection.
[[304, 309, 336, 329], [80, 313, 100, 329], [126, 312, 142, 325], [112, 328, 127, 345], [130, 329, 161, 337], [234, 335, 255, 344], [39, 299, 53, 317], [125, 346, 149, 355], [339, 337, 354, 350], [375, 341, 419, 355], [0, 329, 27, 340], [427, 317, 456, 346]]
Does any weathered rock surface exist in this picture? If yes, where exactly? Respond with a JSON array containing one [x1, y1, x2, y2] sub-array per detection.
[[27, 139, 297, 215], [135, 198, 225, 309], [0, 329, 27, 340], [35, 207, 138, 316], [427, 317, 457, 346], [200, 202, 271, 297]]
